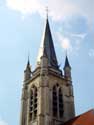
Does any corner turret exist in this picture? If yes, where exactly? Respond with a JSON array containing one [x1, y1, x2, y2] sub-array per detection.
[[64, 55, 71, 81], [24, 58, 31, 82]]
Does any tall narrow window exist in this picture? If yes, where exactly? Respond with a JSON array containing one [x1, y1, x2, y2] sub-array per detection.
[[29, 86, 37, 121], [52, 85, 63, 119], [59, 88, 63, 118], [33, 87, 37, 119], [53, 86, 57, 117], [29, 90, 33, 121]]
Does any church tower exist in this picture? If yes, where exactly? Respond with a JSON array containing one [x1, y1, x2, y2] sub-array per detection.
[[20, 17, 75, 125]]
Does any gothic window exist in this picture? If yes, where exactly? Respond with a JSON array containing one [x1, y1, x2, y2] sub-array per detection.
[[59, 88, 63, 118], [53, 86, 57, 117], [29, 86, 38, 121], [52, 85, 63, 119], [29, 90, 33, 120], [33, 87, 37, 119]]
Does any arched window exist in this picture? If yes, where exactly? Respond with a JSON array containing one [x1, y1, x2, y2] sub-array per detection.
[[52, 85, 63, 119], [29, 86, 38, 121]]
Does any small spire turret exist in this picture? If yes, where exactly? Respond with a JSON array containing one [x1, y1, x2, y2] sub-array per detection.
[[64, 54, 71, 80], [64, 55, 71, 69], [24, 57, 31, 82]]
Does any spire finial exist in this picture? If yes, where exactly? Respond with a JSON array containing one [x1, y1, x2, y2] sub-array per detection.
[[65, 49, 68, 57], [27, 51, 30, 65], [24, 51, 31, 81], [46, 6, 48, 19]]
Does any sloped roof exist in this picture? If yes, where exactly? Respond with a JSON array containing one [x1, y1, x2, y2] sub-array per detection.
[[63, 109, 94, 125]]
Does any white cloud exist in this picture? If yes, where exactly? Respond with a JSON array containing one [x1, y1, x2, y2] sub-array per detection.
[[56, 31, 87, 55], [71, 33, 87, 39], [56, 32, 72, 52], [5, 0, 93, 56], [6, 0, 45, 16], [5, 0, 94, 25], [48, 0, 93, 26], [62, 38, 70, 49], [89, 49, 94, 57], [0, 121, 8, 125], [0, 118, 8, 125]]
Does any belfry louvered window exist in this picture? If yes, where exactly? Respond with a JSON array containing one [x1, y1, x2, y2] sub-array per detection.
[[29, 86, 37, 121], [52, 85, 63, 118]]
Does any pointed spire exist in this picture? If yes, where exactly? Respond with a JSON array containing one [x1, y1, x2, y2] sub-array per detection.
[[64, 52, 71, 69], [24, 56, 31, 82], [36, 15, 59, 70], [64, 52, 71, 80], [26, 55, 31, 70]]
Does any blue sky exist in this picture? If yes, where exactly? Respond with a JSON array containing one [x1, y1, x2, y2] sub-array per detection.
[[0, 0, 94, 125]]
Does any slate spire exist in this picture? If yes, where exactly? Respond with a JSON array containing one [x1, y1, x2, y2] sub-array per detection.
[[24, 56, 31, 81], [64, 53, 71, 80], [26, 58, 31, 70], [64, 55, 71, 69], [36, 17, 59, 69]]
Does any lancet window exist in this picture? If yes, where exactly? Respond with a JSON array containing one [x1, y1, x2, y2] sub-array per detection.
[[29, 86, 37, 121], [52, 84, 63, 118]]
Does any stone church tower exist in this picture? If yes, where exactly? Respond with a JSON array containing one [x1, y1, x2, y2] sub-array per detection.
[[20, 17, 75, 125]]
